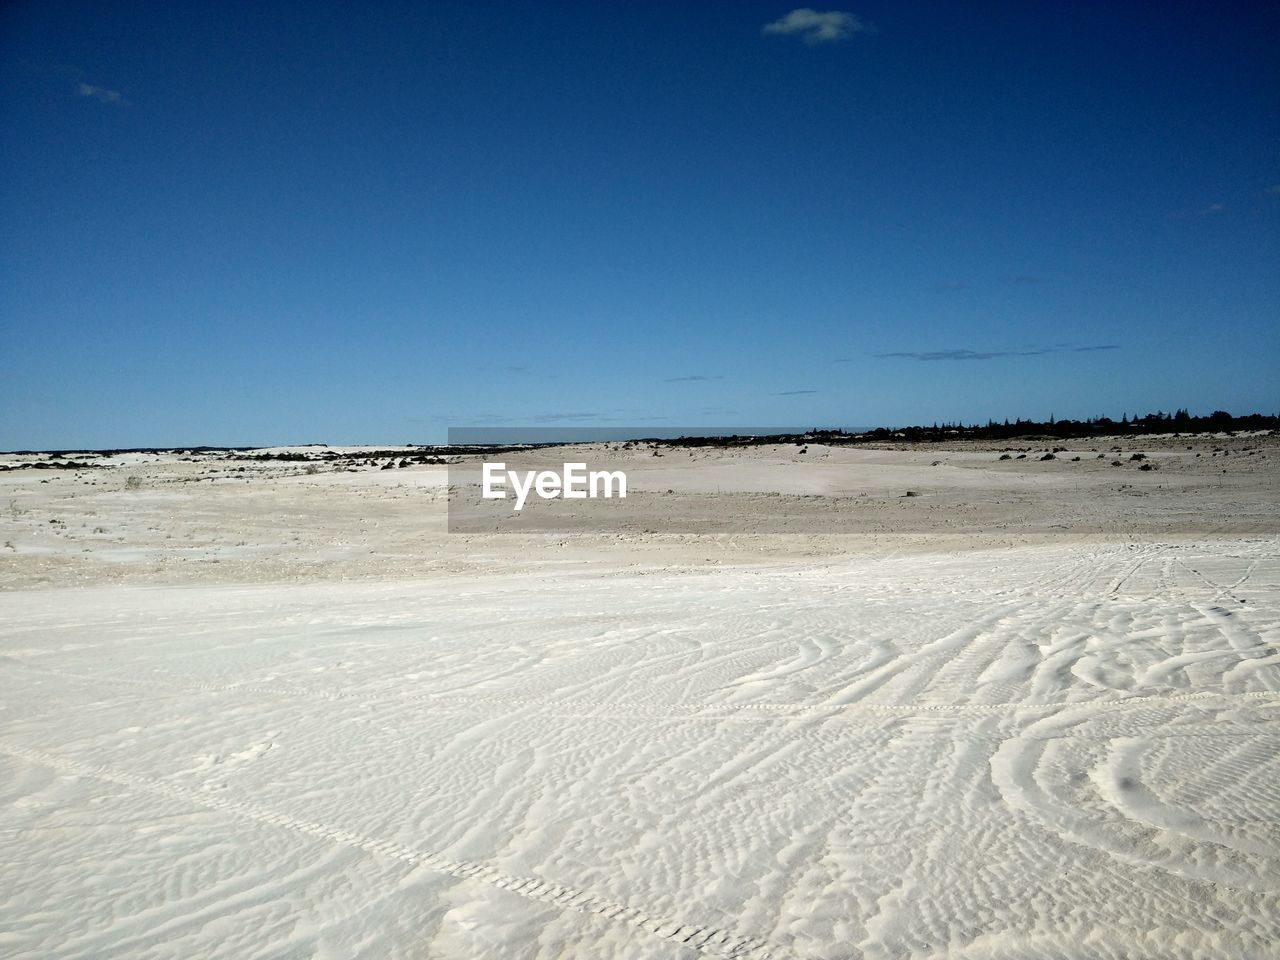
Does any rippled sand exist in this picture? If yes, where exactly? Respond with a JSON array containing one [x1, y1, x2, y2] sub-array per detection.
[[2, 439, 1277, 958]]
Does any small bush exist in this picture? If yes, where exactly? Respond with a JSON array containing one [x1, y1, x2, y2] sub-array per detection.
[[1040, 453, 1055, 461], [125, 476, 143, 490]]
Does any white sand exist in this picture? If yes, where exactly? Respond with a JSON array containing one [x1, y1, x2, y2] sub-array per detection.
[[1, 435, 1278, 958]]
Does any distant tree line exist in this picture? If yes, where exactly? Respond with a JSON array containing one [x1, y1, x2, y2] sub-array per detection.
[[823, 409, 1279, 444], [651, 409, 1278, 448]]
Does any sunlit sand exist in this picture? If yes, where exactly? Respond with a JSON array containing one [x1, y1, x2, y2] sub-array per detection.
[[2, 435, 1277, 958]]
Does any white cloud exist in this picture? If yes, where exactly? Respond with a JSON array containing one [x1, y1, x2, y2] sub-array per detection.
[[762, 8, 873, 43], [76, 82, 128, 106]]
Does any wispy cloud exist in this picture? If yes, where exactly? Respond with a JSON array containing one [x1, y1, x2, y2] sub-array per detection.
[[937, 276, 1049, 291], [515, 412, 674, 424], [425, 408, 671, 425], [1265, 185, 1280, 196], [879, 344, 1119, 362], [879, 349, 1046, 362], [447, 411, 607, 425], [525, 412, 613, 423], [663, 375, 723, 383], [774, 389, 819, 396], [763, 9, 874, 44], [76, 82, 128, 106], [1169, 201, 1225, 220], [19, 63, 133, 107]]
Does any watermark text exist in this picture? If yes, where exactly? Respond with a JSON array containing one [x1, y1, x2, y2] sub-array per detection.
[[481, 462, 627, 511]]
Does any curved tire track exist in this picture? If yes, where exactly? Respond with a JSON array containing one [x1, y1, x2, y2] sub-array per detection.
[[0, 741, 779, 960]]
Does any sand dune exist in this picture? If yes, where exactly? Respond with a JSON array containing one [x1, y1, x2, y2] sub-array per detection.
[[1, 438, 1277, 958]]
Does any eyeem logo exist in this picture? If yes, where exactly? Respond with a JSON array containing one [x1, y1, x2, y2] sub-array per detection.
[[482, 462, 627, 511]]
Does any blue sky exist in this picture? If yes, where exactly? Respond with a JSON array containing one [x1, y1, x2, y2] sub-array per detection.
[[2, 1, 1277, 447]]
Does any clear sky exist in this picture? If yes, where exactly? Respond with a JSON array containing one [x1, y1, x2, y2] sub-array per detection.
[[3, 1, 1277, 448]]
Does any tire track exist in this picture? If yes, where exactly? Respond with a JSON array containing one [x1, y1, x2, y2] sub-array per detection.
[[7, 658, 1277, 721], [1176, 556, 1259, 606], [1105, 545, 1165, 599], [988, 716, 1280, 895], [0, 741, 779, 960]]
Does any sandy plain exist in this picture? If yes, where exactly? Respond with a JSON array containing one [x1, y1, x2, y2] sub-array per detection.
[[1, 433, 1278, 958]]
